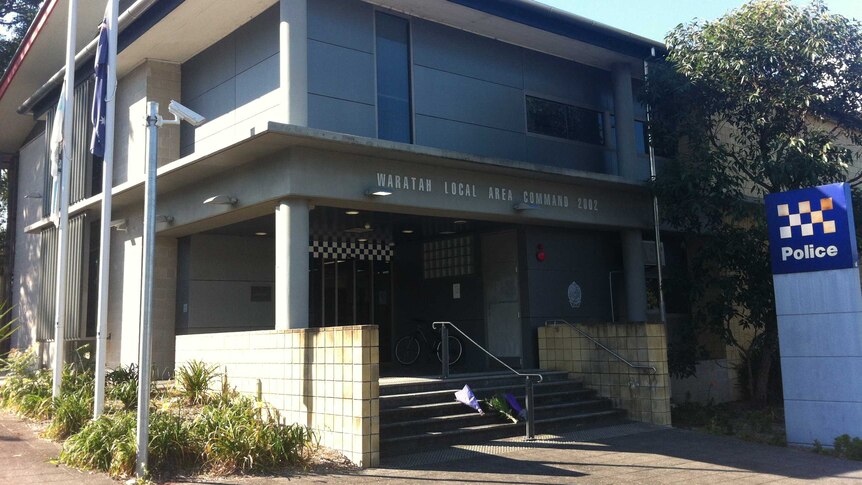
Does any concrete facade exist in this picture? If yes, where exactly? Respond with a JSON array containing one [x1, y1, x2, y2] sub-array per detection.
[[1, 0, 669, 468]]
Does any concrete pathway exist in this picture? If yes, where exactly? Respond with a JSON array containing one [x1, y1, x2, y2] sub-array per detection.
[[4, 412, 862, 484], [0, 412, 115, 485]]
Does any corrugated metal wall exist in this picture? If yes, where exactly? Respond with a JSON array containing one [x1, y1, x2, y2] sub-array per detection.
[[37, 215, 87, 342], [41, 79, 94, 216]]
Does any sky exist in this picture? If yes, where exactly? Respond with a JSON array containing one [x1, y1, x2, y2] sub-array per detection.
[[536, 0, 862, 43]]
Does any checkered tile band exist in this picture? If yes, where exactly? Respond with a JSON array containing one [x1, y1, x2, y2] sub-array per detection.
[[309, 239, 393, 261], [776, 197, 836, 239]]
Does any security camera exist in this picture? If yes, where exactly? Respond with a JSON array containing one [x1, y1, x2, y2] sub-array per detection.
[[167, 100, 206, 127]]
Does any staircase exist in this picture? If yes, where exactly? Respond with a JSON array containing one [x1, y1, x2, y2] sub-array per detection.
[[380, 370, 627, 457]]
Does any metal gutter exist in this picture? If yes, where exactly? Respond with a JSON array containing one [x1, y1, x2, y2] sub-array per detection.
[[447, 0, 666, 57]]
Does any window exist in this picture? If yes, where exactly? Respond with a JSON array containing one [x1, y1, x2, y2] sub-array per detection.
[[526, 96, 604, 145], [635, 120, 648, 155], [375, 12, 412, 143]]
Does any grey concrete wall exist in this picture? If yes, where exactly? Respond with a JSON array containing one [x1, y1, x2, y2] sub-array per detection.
[[304, 1, 621, 174], [11, 133, 46, 351], [521, 227, 623, 367], [181, 5, 281, 156], [307, 0, 375, 137], [177, 234, 275, 334], [113, 61, 181, 184]]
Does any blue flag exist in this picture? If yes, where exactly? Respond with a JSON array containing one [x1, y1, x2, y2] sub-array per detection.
[[90, 19, 108, 158]]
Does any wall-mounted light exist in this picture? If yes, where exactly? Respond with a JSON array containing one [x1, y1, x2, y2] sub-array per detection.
[[365, 187, 392, 197], [24, 193, 42, 199], [345, 210, 360, 215], [513, 202, 540, 211], [203, 195, 238, 206], [255, 232, 268, 236], [109, 219, 128, 232], [155, 215, 174, 224]]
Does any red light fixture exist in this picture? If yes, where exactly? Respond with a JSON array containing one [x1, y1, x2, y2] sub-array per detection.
[[536, 243, 546, 262]]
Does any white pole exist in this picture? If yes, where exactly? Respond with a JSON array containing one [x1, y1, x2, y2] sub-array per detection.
[[52, 0, 78, 399], [94, 0, 119, 419], [135, 101, 159, 478]]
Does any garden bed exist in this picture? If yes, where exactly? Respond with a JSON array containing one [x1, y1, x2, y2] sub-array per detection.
[[0, 350, 320, 482]]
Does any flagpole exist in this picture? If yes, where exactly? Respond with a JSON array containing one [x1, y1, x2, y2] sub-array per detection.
[[94, 0, 119, 419], [52, 0, 78, 399]]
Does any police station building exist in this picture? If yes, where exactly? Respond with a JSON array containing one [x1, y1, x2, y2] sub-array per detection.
[[1, 0, 672, 465]]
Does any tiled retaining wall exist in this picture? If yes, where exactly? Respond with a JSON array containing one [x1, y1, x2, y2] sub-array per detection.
[[538, 322, 670, 426], [175, 325, 380, 467]]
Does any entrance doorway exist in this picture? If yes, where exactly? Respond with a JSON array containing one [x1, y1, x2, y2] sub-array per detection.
[[481, 230, 523, 367]]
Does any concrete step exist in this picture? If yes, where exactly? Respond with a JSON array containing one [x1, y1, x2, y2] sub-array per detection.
[[381, 399, 614, 438], [380, 409, 628, 457], [379, 370, 571, 396], [381, 387, 599, 420], [380, 380, 588, 409]]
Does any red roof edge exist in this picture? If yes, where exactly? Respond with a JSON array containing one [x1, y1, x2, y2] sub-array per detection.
[[0, 0, 60, 104]]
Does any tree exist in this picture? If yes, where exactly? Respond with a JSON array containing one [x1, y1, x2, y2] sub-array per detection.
[[0, 0, 41, 75], [645, 0, 862, 404]]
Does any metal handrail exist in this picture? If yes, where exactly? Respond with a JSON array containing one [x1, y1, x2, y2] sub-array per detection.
[[432, 321, 544, 383], [544, 319, 657, 374], [432, 321, 542, 440]]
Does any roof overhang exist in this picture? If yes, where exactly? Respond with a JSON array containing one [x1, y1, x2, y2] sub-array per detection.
[[0, 0, 277, 153], [25, 123, 649, 236]]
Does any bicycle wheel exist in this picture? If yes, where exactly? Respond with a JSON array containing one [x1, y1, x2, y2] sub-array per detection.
[[394, 336, 421, 365], [436, 336, 463, 365]]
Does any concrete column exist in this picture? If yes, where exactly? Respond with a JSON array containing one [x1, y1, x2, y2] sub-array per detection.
[[280, 0, 308, 126], [275, 199, 309, 329], [612, 63, 638, 180], [621, 229, 647, 322]]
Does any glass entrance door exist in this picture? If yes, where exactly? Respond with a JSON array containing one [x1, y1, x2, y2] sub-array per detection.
[[308, 253, 391, 330]]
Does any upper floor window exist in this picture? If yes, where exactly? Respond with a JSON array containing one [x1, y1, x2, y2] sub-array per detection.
[[375, 12, 412, 144], [526, 95, 604, 145]]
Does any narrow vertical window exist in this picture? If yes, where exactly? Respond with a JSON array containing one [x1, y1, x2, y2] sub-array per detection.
[[376, 12, 412, 143]]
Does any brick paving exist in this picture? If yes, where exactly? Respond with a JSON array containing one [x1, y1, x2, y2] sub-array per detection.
[[4, 412, 862, 484]]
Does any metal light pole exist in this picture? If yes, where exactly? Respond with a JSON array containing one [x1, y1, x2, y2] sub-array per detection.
[[135, 100, 205, 479], [134, 101, 160, 478]]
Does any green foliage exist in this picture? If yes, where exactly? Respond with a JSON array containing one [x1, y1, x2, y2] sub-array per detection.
[[194, 396, 313, 475], [485, 394, 518, 423], [60, 411, 137, 478], [4, 353, 314, 479], [834, 434, 862, 461], [0, 1, 41, 73], [646, 0, 862, 404], [672, 400, 786, 445], [0, 349, 52, 419], [106, 364, 139, 410], [175, 360, 218, 405]]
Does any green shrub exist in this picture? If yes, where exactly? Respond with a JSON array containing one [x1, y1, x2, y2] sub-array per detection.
[[834, 434, 862, 461], [194, 396, 313, 475], [176, 360, 219, 405], [60, 411, 136, 477], [0, 351, 53, 420], [106, 364, 139, 410], [149, 410, 198, 473], [46, 391, 94, 439]]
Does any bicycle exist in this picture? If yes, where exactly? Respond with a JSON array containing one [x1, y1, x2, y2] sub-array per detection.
[[394, 322, 463, 366]]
